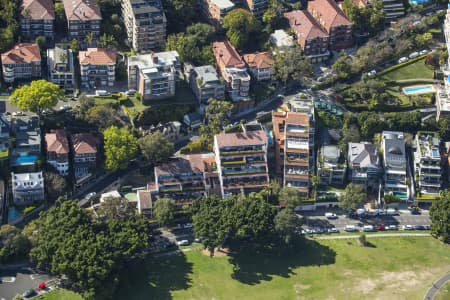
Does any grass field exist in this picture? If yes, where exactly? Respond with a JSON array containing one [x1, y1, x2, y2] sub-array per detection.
[[380, 58, 434, 81], [38, 289, 83, 300], [435, 281, 450, 300], [113, 236, 450, 300]]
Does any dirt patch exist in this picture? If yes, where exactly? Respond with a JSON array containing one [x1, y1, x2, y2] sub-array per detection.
[[201, 247, 230, 257]]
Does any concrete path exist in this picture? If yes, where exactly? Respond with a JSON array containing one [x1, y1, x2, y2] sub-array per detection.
[[313, 233, 431, 240], [424, 272, 450, 300]]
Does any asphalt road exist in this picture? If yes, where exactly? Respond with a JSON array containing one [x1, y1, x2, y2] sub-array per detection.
[[0, 268, 56, 300], [424, 272, 450, 300]]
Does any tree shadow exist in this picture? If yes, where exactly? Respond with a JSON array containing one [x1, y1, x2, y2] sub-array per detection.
[[114, 252, 193, 300], [227, 238, 336, 285]]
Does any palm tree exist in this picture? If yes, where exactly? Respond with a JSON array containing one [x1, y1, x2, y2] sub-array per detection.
[[84, 32, 95, 47]]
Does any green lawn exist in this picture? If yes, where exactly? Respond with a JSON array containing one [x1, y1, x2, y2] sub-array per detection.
[[113, 237, 450, 300], [435, 281, 450, 300], [38, 289, 83, 300], [380, 58, 434, 81]]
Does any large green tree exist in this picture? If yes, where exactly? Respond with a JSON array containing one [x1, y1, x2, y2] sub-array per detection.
[[339, 183, 366, 210], [274, 208, 301, 245], [139, 131, 174, 165], [273, 48, 313, 86], [85, 104, 121, 130], [0, 225, 30, 263], [11, 80, 63, 116], [277, 186, 302, 209], [103, 126, 138, 171], [223, 8, 261, 51], [430, 192, 450, 243], [43, 171, 69, 202], [198, 98, 233, 150], [153, 197, 176, 226], [162, 0, 197, 33]]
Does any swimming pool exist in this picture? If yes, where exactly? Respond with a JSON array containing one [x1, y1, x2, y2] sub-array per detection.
[[15, 154, 38, 164], [409, 0, 429, 4], [402, 85, 435, 95], [8, 207, 23, 223]]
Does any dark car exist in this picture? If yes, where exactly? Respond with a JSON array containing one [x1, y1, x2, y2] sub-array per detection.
[[414, 225, 425, 230], [22, 289, 37, 298], [411, 209, 421, 215]]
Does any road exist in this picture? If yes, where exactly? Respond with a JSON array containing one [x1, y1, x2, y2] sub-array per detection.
[[424, 272, 450, 300], [313, 233, 431, 240]]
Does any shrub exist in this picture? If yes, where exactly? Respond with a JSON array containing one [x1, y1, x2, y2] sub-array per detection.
[[23, 205, 36, 214], [358, 234, 367, 246]]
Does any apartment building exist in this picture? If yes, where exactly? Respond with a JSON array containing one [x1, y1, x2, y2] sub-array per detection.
[[11, 172, 44, 205], [317, 145, 346, 186], [71, 133, 97, 184], [273, 111, 314, 198], [382, 131, 408, 201], [307, 0, 353, 50], [122, 0, 166, 52], [212, 40, 252, 110], [79, 48, 116, 88], [11, 115, 41, 168], [1, 43, 41, 84], [45, 129, 69, 176], [202, 0, 235, 28], [269, 29, 295, 50], [287, 92, 315, 120], [154, 153, 219, 203], [437, 6, 450, 121], [189, 65, 225, 104], [414, 132, 442, 197], [0, 114, 10, 161], [47, 46, 75, 91], [20, 0, 54, 41], [242, 52, 274, 81], [241, 0, 266, 18], [284, 10, 329, 63], [127, 51, 180, 101], [381, 0, 405, 20], [62, 0, 102, 41], [214, 128, 269, 198], [348, 142, 380, 190]]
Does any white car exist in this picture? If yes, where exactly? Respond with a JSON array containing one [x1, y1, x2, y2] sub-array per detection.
[[409, 52, 419, 59], [183, 223, 192, 229], [367, 70, 377, 77], [401, 225, 414, 230], [387, 225, 398, 230], [398, 57, 409, 64], [95, 90, 110, 96], [59, 104, 72, 111], [328, 228, 339, 233], [325, 212, 337, 219], [363, 225, 375, 232], [177, 240, 190, 246], [419, 49, 429, 55], [345, 225, 358, 232], [12, 111, 24, 116]]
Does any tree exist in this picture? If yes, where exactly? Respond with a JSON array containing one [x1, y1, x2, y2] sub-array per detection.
[[13, 295, 24, 300], [139, 131, 174, 165], [162, 0, 197, 33], [273, 47, 313, 86], [54, 3, 67, 34], [70, 38, 79, 53], [384, 194, 401, 205], [97, 196, 135, 221], [0, 225, 31, 263], [11, 80, 63, 116], [43, 171, 69, 202], [85, 105, 121, 129], [429, 192, 450, 243], [223, 9, 261, 51], [198, 98, 233, 149], [35, 36, 46, 50], [84, 31, 96, 46], [98, 33, 117, 49], [153, 197, 176, 226], [339, 183, 366, 210], [415, 32, 433, 48], [332, 51, 352, 79], [274, 208, 301, 245], [103, 126, 138, 171], [278, 186, 302, 209]]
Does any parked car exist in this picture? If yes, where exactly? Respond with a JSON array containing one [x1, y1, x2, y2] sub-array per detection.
[[327, 228, 339, 233], [59, 104, 72, 111], [386, 208, 397, 216], [125, 89, 136, 96], [345, 225, 358, 232], [95, 90, 110, 96], [194, 237, 202, 242], [409, 52, 419, 59], [183, 223, 193, 229], [176, 240, 190, 246], [419, 49, 429, 55], [414, 225, 425, 230], [12, 111, 24, 116], [85, 192, 96, 200], [363, 225, 375, 232], [423, 225, 431, 230], [401, 225, 414, 230], [398, 57, 409, 64], [375, 224, 385, 231], [387, 225, 397, 230], [325, 212, 337, 219], [22, 289, 36, 298], [367, 70, 377, 77], [411, 208, 421, 215]]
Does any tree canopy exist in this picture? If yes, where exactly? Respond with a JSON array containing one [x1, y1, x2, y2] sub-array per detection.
[[11, 80, 63, 116], [430, 192, 450, 243], [153, 197, 176, 226], [339, 183, 366, 210], [273, 48, 313, 85], [223, 8, 261, 51], [274, 208, 301, 245], [139, 131, 174, 165], [0, 225, 30, 263], [103, 126, 138, 171]]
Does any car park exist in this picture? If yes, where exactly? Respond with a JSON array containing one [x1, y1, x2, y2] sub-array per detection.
[[325, 212, 337, 219], [363, 225, 375, 232], [345, 225, 358, 232]]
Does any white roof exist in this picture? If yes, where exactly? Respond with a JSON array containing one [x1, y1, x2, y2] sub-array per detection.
[[211, 0, 234, 9], [12, 172, 44, 189], [100, 190, 122, 202]]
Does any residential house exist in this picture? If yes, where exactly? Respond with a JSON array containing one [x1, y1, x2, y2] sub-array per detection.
[[317, 145, 346, 185], [214, 128, 269, 198], [1, 43, 41, 84], [202, 0, 235, 28], [269, 29, 295, 51], [62, 0, 102, 41], [45, 129, 69, 176], [183, 111, 203, 130], [138, 121, 181, 142], [189, 65, 225, 104], [348, 142, 380, 190], [212, 40, 252, 112], [47, 46, 75, 91], [154, 153, 219, 203], [242, 52, 274, 81], [127, 51, 180, 101], [414, 132, 442, 198], [273, 111, 314, 198], [137, 189, 153, 216], [307, 0, 353, 50], [0, 114, 10, 161], [20, 0, 54, 41], [10, 115, 41, 168], [79, 48, 116, 88], [71, 133, 97, 185], [382, 131, 408, 200], [11, 172, 44, 205], [284, 10, 329, 63], [122, 0, 166, 52]]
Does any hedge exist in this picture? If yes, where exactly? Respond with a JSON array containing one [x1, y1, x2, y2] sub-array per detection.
[[376, 54, 429, 77]]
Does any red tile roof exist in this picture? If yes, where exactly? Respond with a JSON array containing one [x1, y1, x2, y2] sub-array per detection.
[[284, 10, 328, 44], [307, 0, 352, 32], [155, 153, 215, 175], [62, 0, 102, 21], [1, 43, 41, 64], [215, 130, 267, 148], [212, 40, 246, 69], [21, 0, 55, 20], [45, 129, 69, 154], [79, 48, 116, 65], [242, 52, 274, 69], [71, 133, 97, 154], [137, 190, 152, 210]]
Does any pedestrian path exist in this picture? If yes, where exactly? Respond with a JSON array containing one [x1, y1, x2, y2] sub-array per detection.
[[424, 272, 450, 300]]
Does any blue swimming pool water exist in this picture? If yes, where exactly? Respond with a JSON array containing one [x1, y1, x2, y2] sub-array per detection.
[[394, 192, 408, 199], [8, 207, 23, 223], [16, 155, 38, 164], [432, 149, 439, 157], [409, 0, 429, 4], [403, 85, 435, 95]]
